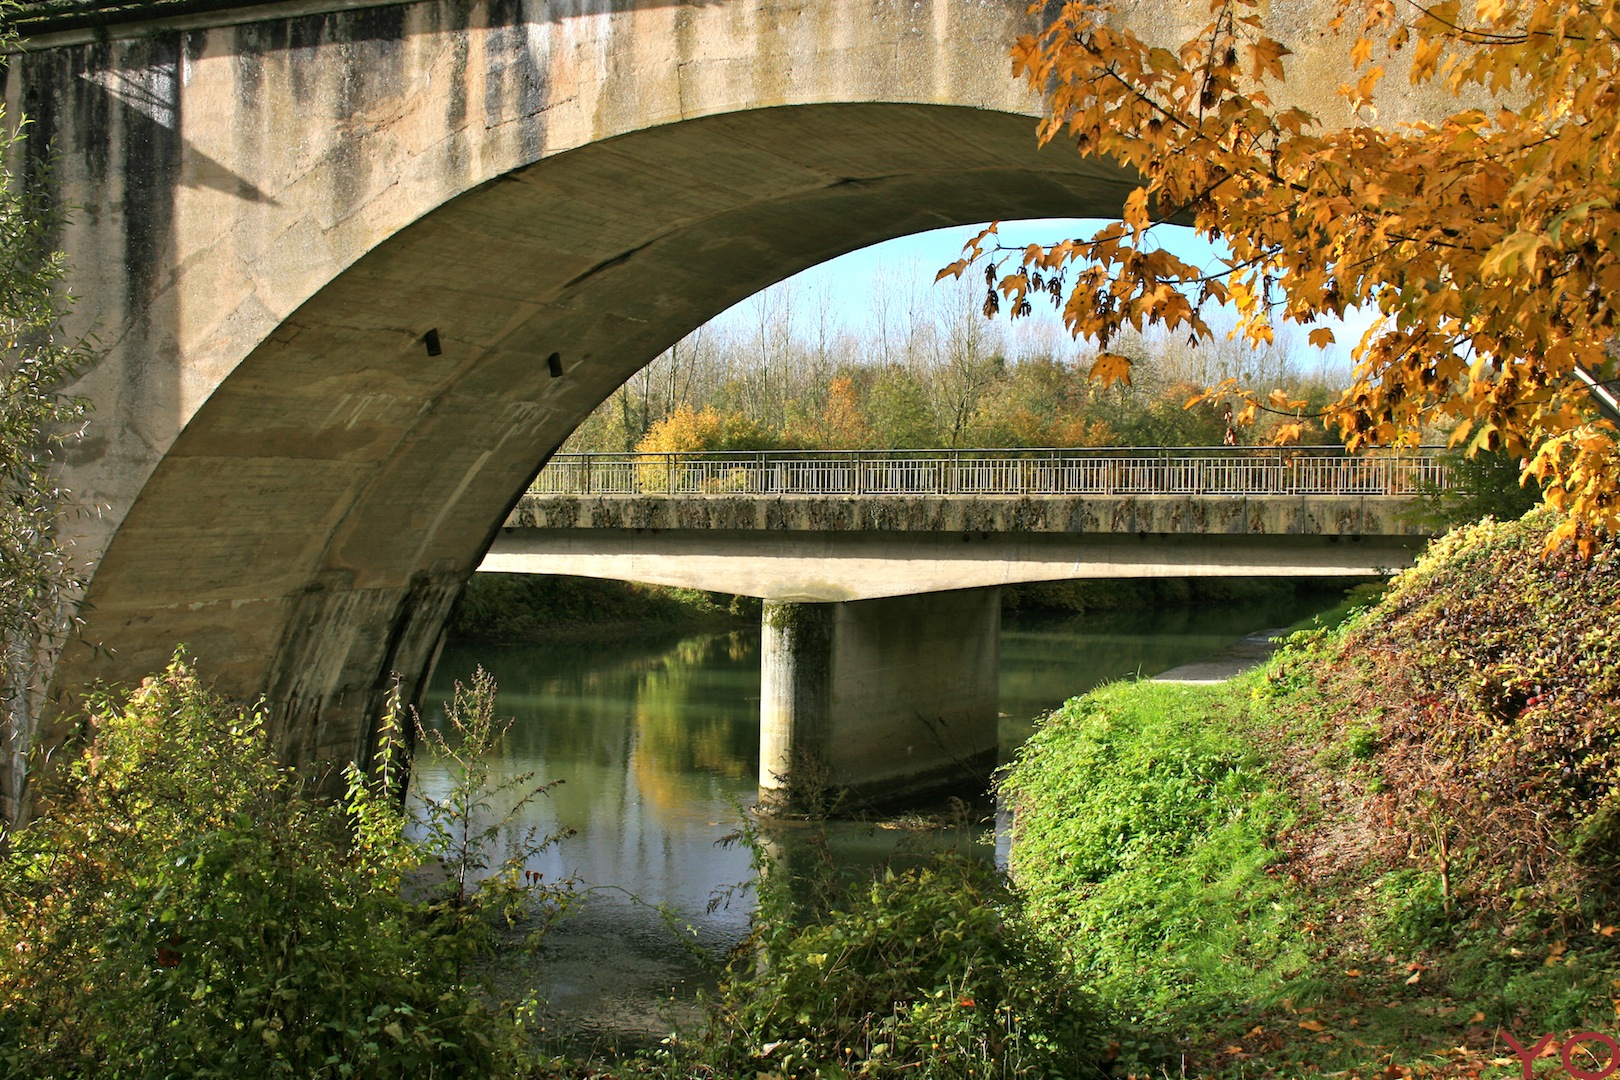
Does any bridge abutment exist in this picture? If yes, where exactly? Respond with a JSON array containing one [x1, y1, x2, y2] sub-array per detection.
[[759, 588, 1000, 812]]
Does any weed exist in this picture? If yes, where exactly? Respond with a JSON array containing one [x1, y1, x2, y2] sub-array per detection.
[[0, 653, 532, 1077], [651, 814, 1112, 1079]]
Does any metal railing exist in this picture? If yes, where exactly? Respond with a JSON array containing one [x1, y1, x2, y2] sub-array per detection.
[[529, 447, 1449, 498]]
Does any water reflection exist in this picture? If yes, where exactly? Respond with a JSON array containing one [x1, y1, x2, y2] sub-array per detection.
[[411, 589, 1338, 1053], [998, 601, 1315, 746]]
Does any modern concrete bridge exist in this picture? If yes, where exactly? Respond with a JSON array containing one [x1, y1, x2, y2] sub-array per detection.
[[484, 446, 1442, 806], [2, 0, 1460, 821], [487, 446, 1442, 599]]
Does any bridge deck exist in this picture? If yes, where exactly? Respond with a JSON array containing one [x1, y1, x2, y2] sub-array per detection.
[[491, 449, 1442, 600]]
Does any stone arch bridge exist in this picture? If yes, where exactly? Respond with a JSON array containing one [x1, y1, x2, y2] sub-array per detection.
[[2, 0, 1447, 817]]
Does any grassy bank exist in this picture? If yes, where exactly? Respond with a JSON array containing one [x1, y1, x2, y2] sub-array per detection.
[[1001, 510, 1620, 1077]]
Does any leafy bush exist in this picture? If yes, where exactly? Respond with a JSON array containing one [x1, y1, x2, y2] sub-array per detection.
[[668, 829, 1111, 1079], [0, 654, 529, 1078], [635, 404, 778, 454], [1326, 510, 1620, 906]]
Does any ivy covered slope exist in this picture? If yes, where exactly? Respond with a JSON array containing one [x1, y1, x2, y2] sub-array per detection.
[[1001, 511, 1620, 1078]]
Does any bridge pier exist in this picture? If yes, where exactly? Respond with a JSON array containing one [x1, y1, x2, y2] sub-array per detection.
[[758, 588, 1000, 813]]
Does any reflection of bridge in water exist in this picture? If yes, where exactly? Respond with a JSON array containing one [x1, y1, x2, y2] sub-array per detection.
[[489, 447, 1448, 810]]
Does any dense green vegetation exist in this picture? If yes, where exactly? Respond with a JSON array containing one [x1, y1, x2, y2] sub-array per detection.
[[0, 659, 566, 1078], [0, 0, 97, 828], [652, 826, 1112, 1079], [1405, 446, 1545, 533], [493, 510, 1620, 1078], [1002, 510, 1620, 1077], [1004, 680, 1308, 1026], [1000, 575, 1358, 616]]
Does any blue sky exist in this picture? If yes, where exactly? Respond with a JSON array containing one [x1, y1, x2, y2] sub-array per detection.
[[708, 218, 1377, 370]]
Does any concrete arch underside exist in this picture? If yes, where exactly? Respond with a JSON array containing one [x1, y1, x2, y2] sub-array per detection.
[[53, 99, 1138, 783]]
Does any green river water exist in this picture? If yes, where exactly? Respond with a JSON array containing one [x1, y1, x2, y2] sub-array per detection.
[[411, 591, 1340, 1056]]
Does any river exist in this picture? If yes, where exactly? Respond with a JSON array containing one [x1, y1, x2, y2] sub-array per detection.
[[410, 589, 1340, 1057]]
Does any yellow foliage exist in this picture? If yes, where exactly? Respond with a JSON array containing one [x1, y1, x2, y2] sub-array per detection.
[[1000, 0, 1620, 542], [636, 405, 720, 454], [635, 405, 771, 454], [785, 376, 875, 449]]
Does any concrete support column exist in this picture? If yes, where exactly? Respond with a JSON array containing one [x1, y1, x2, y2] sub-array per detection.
[[759, 599, 834, 800], [759, 588, 1001, 812]]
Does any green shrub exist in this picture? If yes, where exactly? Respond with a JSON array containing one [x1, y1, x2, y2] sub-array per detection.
[[1405, 447, 1542, 530], [0, 654, 528, 1078], [670, 833, 1111, 1079], [1375, 869, 1458, 950]]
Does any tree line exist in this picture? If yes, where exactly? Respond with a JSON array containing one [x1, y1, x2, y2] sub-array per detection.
[[562, 273, 1348, 455]]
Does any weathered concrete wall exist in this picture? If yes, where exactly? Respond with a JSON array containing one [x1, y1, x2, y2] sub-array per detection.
[[0, 0, 1461, 808], [760, 589, 999, 809]]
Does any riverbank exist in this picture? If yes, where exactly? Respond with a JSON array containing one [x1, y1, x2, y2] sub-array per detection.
[[529, 512, 1620, 1078], [1151, 627, 1286, 682], [1000, 510, 1620, 1077], [423, 587, 1346, 1065], [16, 516, 1607, 1078], [1150, 583, 1384, 683]]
